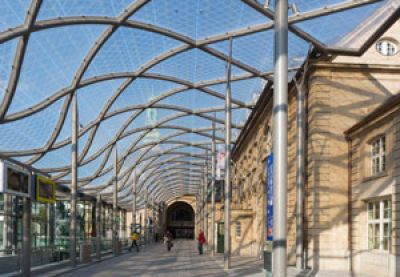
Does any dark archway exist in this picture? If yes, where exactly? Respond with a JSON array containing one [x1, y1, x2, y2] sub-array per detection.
[[166, 201, 194, 239]]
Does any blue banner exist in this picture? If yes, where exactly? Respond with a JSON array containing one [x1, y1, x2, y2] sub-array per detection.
[[266, 153, 273, 241]]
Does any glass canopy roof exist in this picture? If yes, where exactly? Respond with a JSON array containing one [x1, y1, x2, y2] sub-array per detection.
[[0, 0, 395, 208]]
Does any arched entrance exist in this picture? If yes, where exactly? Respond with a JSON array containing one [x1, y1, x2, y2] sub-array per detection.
[[166, 201, 194, 239]]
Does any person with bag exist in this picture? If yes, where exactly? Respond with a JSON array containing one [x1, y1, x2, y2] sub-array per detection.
[[197, 230, 206, 255], [164, 230, 173, 251], [129, 231, 140, 252]]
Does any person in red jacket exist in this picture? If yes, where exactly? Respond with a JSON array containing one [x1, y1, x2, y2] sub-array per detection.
[[197, 230, 206, 255]]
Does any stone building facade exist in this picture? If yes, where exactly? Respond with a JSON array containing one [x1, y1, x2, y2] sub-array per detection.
[[229, 7, 400, 276], [346, 93, 400, 277]]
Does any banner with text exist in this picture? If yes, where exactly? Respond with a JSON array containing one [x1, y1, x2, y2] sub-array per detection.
[[266, 153, 273, 241]]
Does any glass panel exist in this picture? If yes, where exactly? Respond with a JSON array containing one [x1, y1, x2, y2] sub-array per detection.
[[368, 223, 374, 250], [9, 25, 106, 114], [383, 236, 389, 251], [131, 0, 268, 40], [294, 2, 385, 47], [31, 202, 50, 249], [374, 202, 380, 220], [55, 201, 70, 252], [384, 200, 390, 219], [374, 223, 380, 250], [383, 223, 390, 250], [0, 40, 18, 104], [368, 203, 373, 220], [382, 155, 386, 172], [0, 1, 30, 33], [383, 223, 389, 236], [83, 28, 182, 79], [38, 0, 133, 20]]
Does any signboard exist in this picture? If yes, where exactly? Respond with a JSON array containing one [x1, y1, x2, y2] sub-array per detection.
[[266, 154, 273, 241], [0, 161, 31, 198], [35, 175, 56, 204]]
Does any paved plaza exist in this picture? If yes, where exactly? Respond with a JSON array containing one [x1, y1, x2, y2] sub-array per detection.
[[53, 240, 262, 277], [42, 240, 367, 277]]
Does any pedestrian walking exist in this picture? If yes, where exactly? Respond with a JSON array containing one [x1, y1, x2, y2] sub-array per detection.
[[164, 230, 173, 251], [197, 230, 206, 255], [129, 231, 140, 252]]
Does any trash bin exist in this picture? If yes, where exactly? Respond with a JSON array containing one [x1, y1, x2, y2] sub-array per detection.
[[80, 243, 92, 263]]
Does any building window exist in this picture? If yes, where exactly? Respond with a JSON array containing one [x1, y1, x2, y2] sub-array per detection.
[[367, 199, 391, 251], [235, 221, 241, 238], [376, 40, 398, 56], [371, 136, 386, 175]]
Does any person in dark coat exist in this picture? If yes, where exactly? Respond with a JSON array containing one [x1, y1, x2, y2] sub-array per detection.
[[164, 230, 173, 251]]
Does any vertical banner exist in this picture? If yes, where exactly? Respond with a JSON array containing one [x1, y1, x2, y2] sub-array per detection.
[[266, 153, 273, 241], [216, 151, 225, 180]]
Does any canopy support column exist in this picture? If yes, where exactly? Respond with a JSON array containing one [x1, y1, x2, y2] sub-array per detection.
[[200, 186, 204, 232], [295, 75, 306, 270], [151, 197, 155, 243], [21, 197, 31, 276], [96, 194, 102, 261], [132, 174, 137, 233], [144, 189, 148, 244], [122, 209, 127, 239], [70, 92, 79, 267], [113, 145, 118, 256], [3, 194, 12, 254], [273, 1, 289, 276], [211, 116, 216, 256], [196, 193, 200, 237], [204, 151, 208, 250], [224, 36, 233, 271]]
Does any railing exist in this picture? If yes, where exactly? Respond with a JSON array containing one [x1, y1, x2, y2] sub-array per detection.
[[0, 237, 127, 275], [0, 247, 21, 274]]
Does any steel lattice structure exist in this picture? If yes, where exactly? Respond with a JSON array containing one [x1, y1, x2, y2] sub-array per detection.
[[0, 0, 398, 209]]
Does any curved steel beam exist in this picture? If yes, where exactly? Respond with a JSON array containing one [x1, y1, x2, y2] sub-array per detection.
[[2, 71, 257, 123], [44, 139, 210, 173], [49, 126, 216, 186], [145, 169, 203, 195], [1, 14, 258, 171], [135, 154, 206, 191], [42, 123, 222, 177], [24, 0, 151, 164], [59, 150, 206, 188], [42, 107, 231, 183], [0, 0, 380, 53], [3, 101, 234, 157], [0, 0, 42, 119]]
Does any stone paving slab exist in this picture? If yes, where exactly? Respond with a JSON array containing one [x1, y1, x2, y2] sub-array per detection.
[[48, 240, 368, 277], [54, 240, 228, 277]]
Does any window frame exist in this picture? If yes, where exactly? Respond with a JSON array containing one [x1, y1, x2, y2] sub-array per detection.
[[376, 40, 398, 56], [367, 198, 391, 252], [370, 135, 386, 176], [235, 221, 241, 238]]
